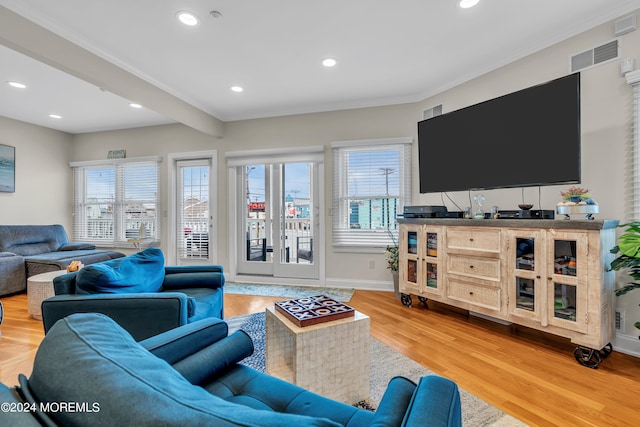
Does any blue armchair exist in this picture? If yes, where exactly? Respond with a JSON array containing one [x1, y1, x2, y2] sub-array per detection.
[[41, 248, 225, 341], [0, 313, 462, 426]]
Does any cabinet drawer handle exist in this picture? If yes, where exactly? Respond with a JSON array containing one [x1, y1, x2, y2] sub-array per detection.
[[469, 265, 474, 269], [469, 291, 474, 295], [469, 238, 474, 242]]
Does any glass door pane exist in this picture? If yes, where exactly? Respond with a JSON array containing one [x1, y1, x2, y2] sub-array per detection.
[[245, 164, 270, 263], [177, 159, 211, 262]]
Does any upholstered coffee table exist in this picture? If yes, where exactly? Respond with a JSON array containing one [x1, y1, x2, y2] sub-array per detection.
[[265, 305, 370, 404], [27, 270, 66, 320]]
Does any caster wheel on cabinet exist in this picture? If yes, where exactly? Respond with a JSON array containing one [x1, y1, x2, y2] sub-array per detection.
[[574, 346, 602, 369], [599, 343, 613, 359], [400, 294, 412, 307], [418, 296, 428, 306]]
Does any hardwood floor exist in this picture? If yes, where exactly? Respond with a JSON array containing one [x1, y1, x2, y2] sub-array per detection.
[[2, 290, 639, 426]]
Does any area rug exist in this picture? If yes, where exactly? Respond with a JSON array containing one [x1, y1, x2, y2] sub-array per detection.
[[225, 282, 354, 302], [227, 312, 528, 427]]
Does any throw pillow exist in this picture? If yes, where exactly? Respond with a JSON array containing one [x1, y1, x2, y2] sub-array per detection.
[[75, 247, 165, 294]]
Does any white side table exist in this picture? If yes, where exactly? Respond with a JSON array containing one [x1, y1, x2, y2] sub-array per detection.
[[265, 306, 370, 404], [27, 270, 67, 320]]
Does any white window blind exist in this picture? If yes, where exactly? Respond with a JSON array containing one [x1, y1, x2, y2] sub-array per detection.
[[332, 137, 412, 249], [71, 157, 161, 248], [626, 71, 640, 221]]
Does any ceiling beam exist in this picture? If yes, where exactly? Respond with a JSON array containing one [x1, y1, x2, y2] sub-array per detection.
[[0, 6, 224, 137]]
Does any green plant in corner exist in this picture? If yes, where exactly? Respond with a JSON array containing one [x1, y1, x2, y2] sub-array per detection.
[[609, 221, 640, 336], [385, 245, 399, 272], [384, 230, 399, 272]]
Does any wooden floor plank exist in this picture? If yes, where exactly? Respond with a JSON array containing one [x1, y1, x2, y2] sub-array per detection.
[[1, 290, 639, 426]]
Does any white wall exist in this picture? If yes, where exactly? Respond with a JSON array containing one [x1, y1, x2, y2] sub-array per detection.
[[0, 116, 72, 228]]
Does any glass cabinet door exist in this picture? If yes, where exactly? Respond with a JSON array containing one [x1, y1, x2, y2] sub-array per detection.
[[507, 230, 543, 321], [547, 232, 588, 333], [422, 229, 442, 295], [399, 224, 422, 295]]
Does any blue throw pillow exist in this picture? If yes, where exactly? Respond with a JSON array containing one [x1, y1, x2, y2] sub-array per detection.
[[75, 247, 165, 294]]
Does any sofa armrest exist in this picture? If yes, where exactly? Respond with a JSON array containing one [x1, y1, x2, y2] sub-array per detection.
[[162, 269, 225, 291], [401, 376, 462, 427], [58, 242, 96, 251], [141, 317, 229, 364], [369, 376, 417, 426], [41, 292, 192, 341], [170, 330, 254, 385], [165, 265, 224, 275]]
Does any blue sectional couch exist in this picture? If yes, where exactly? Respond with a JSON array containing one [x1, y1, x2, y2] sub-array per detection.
[[41, 247, 225, 340], [0, 224, 125, 296], [0, 313, 462, 426]]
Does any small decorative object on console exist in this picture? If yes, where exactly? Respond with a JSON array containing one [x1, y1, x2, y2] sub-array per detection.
[[274, 295, 354, 327], [557, 186, 598, 220], [560, 186, 591, 203]]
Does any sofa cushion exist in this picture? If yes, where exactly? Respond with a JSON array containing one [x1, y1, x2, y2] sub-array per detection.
[[28, 313, 340, 427], [75, 248, 165, 295]]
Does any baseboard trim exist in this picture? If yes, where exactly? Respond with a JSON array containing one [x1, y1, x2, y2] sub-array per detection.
[[613, 332, 640, 357]]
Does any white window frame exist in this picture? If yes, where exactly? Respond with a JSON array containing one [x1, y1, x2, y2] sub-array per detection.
[[331, 137, 412, 251], [70, 156, 161, 248]]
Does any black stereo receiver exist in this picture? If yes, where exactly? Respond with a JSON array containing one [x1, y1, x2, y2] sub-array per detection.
[[402, 205, 448, 218], [498, 209, 555, 219]]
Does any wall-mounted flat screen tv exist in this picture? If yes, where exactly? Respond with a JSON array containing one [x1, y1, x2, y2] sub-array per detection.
[[418, 73, 581, 193]]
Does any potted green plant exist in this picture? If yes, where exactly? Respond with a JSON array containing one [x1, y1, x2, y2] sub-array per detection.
[[385, 241, 400, 298], [609, 221, 640, 338]]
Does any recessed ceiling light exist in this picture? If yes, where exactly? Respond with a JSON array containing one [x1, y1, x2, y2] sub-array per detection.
[[231, 86, 244, 93], [176, 11, 199, 26], [129, 103, 143, 109], [459, 0, 480, 8], [7, 81, 27, 89], [322, 58, 337, 67], [49, 114, 62, 119]]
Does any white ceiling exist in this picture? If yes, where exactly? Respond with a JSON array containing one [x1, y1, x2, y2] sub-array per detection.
[[1, 0, 640, 134]]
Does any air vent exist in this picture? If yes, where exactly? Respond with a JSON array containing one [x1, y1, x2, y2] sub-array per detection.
[[423, 104, 443, 120], [615, 14, 637, 36], [615, 308, 625, 331], [570, 39, 620, 73]]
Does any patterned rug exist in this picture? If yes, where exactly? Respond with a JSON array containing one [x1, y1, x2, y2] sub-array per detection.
[[225, 282, 354, 302], [226, 312, 528, 427]]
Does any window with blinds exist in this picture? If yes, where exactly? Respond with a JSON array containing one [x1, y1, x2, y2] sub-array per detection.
[[71, 157, 161, 247], [332, 137, 412, 249], [627, 71, 640, 221]]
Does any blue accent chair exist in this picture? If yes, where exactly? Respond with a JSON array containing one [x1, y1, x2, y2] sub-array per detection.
[[0, 313, 463, 426], [41, 248, 225, 341]]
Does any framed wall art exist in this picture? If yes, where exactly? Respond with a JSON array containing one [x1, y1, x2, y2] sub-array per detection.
[[0, 144, 15, 193]]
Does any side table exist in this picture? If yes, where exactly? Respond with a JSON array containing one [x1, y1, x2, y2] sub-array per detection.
[[265, 306, 370, 404], [27, 270, 67, 320]]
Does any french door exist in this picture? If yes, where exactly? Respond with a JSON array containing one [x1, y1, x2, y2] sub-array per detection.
[[236, 160, 320, 280]]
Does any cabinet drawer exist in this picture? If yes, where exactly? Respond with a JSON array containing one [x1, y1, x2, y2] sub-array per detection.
[[447, 228, 501, 254], [448, 255, 500, 281], [447, 279, 501, 311]]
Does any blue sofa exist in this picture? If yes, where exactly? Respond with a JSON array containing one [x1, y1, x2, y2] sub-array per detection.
[[0, 313, 462, 426], [41, 247, 225, 341], [0, 224, 125, 296]]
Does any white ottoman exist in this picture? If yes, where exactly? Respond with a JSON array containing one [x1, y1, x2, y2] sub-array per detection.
[[27, 270, 67, 320]]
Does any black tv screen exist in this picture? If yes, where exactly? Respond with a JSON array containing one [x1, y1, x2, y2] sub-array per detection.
[[418, 73, 581, 193]]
